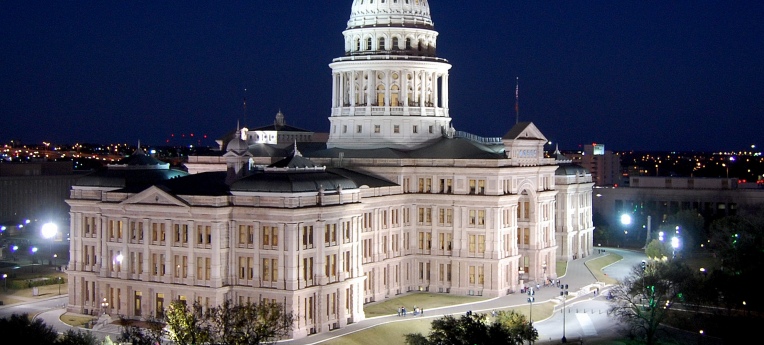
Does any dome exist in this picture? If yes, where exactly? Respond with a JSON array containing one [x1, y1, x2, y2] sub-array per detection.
[[226, 136, 249, 153], [109, 149, 169, 170], [348, 0, 433, 29]]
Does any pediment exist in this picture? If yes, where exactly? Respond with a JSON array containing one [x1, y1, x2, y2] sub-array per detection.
[[122, 186, 189, 207], [502, 122, 547, 142]]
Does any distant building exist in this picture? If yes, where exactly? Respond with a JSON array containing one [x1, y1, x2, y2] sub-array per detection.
[[0, 161, 80, 225], [567, 144, 621, 187], [593, 176, 764, 225], [65, 1, 594, 340]]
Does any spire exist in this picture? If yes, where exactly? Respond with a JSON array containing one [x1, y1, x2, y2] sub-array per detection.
[[293, 140, 302, 157], [514, 77, 520, 125], [554, 143, 561, 155]]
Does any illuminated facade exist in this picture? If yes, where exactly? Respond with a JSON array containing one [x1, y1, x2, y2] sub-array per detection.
[[66, 1, 594, 339]]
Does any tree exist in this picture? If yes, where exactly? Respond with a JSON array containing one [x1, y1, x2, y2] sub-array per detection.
[[118, 315, 165, 345], [704, 206, 764, 312], [57, 329, 100, 345], [164, 300, 210, 345], [405, 312, 536, 345], [608, 260, 696, 345], [494, 310, 538, 344], [0, 313, 59, 345], [645, 239, 671, 260], [207, 299, 294, 345]]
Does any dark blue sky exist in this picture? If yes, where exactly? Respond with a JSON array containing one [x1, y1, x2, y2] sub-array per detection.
[[2, 1, 762, 151]]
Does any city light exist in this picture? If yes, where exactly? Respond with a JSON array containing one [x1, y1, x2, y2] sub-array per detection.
[[620, 214, 632, 225], [41, 222, 58, 239]]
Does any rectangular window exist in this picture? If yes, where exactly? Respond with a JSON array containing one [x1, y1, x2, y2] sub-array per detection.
[[374, 125, 380, 133], [413, 125, 418, 134], [302, 226, 314, 249], [262, 226, 278, 249], [303, 257, 314, 284], [357, 125, 362, 133], [394, 125, 400, 133]]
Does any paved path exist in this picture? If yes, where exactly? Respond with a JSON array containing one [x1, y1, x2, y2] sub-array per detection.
[[280, 249, 615, 345]]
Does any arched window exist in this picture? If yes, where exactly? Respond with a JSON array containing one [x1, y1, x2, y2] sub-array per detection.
[[392, 37, 399, 50], [405, 38, 412, 50], [356, 38, 361, 51], [378, 37, 385, 50], [376, 85, 386, 106], [391, 85, 400, 107], [366, 38, 372, 51]]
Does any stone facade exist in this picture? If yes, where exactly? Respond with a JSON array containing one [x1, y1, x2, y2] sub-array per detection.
[[65, 1, 594, 340]]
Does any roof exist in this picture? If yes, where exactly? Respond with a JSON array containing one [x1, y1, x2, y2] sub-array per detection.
[[230, 171, 357, 193], [250, 124, 312, 133], [556, 164, 589, 176], [76, 168, 188, 192], [158, 171, 231, 196], [326, 168, 398, 188], [307, 137, 504, 160], [110, 150, 169, 170], [502, 122, 547, 142]]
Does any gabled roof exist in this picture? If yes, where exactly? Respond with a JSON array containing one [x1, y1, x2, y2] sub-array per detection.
[[502, 122, 548, 142]]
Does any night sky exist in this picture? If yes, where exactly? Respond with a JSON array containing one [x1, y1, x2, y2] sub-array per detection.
[[2, 1, 762, 151]]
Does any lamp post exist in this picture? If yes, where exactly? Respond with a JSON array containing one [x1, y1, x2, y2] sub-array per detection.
[[671, 236, 680, 259], [561, 284, 569, 343], [620, 214, 632, 247], [101, 297, 109, 315], [527, 288, 535, 323], [41, 222, 57, 265], [58, 276, 62, 295], [644, 215, 652, 248], [2, 274, 7, 291]]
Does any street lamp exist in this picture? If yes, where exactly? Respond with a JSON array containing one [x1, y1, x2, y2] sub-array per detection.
[[2, 274, 7, 291], [58, 276, 62, 295], [41, 222, 57, 265], [671, 236, 680, 258], [620, 214, 633, 247], [527, 288, 535, 323], [561, 284, 569, 343], [101, 297, 109, 315]]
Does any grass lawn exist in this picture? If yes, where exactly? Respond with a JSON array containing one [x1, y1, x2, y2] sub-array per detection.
[[556, 260, 568, 278], [321, 319, 432, 345], [0, 271, 68, 306], [363, 292, 489, 318], [60, 313, 95, 328]]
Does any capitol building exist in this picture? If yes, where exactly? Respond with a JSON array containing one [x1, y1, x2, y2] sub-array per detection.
[[66, 0, 594, 339]]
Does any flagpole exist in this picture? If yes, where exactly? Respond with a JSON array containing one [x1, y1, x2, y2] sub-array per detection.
[[515, 77, 520, 125]]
